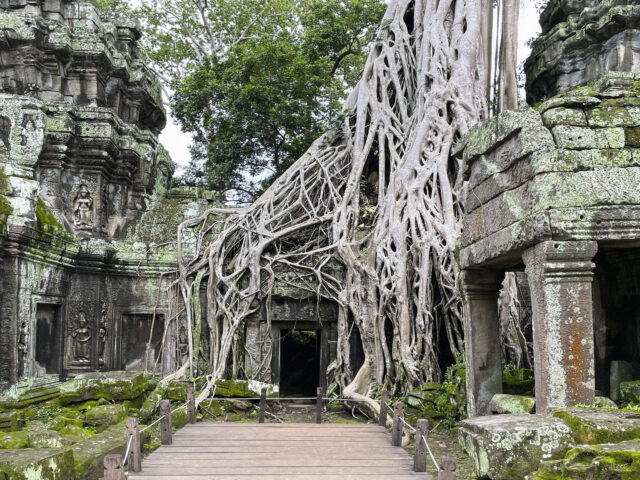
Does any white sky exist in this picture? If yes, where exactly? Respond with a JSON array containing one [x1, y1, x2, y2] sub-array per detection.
[[159, 0, 542, 174]]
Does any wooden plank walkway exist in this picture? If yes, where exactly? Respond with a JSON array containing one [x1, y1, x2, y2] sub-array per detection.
[[128, 422, 434, 479]]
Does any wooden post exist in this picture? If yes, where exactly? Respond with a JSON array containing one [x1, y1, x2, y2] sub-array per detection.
[[187, 385, 196, 424], [391, 402, 404, 446], [413, 419, 429, 472], [125, 417, 141, 473], [259, 387, 267, 424], [104, 454, 125, 480], [438, 456, 456, 480], [159, 399, 172, 445], [379, 391, 390, 427], [316, 387, 323, 424]]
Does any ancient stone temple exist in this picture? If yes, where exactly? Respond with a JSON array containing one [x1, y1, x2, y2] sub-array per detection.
[[459, 0, 640, 416], [0, 0, 216, 390]]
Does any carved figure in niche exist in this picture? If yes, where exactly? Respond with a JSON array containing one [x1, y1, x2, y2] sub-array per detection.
[[98, 309, 107, 367], [20, 114, 36, 147], [72, 312, 91, 363], [73, 184, 93, 229], [178, 326, 188, 364], [17, 321, 28, 378], [0, 115, 11, 153]]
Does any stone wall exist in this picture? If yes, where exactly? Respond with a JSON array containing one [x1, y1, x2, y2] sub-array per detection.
[[525, 0, 640, 105], [0, 0, 217, 390]]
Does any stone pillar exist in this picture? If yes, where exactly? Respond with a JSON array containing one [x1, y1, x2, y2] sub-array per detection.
[[523, 241, 598, 414], [462, 269, 504, 417]]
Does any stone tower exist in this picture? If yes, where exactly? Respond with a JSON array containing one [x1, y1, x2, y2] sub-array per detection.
[[525, 0, 640, 104], [0, 0, 215, 389]]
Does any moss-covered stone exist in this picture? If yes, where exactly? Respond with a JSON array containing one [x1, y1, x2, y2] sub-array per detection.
[[595, 396, 619, 409], [489, 394, 536, 414], [0, 431, 29, 449], [459, 414, 574, 480], [58, 371, 154, 405], [503, 368, 535, 396], [70, 422, 128, 479], [139, 385, 166, 423], [531, 441, 640, 480], [0, 411, 22, 432], [215, 379, 260, 398], [553, 408, 640, 444], [83, 403, 127, 428], [25, 427, 64, 448], [0, 448, 74, 480]]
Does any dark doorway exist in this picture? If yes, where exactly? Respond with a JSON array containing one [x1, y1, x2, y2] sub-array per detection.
[[35, 304, 62, 374], [121, 314, 164, 371], [280, 329, 320, 397]]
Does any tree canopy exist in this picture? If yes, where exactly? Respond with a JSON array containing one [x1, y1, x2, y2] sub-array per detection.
[[139, 0, 386, 203]]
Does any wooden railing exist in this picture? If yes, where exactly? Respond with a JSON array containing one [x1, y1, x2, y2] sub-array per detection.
[[103, 386, 457, 479]]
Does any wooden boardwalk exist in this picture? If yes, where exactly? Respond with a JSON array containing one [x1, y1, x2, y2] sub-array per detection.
[[128, 422, 434, 479]]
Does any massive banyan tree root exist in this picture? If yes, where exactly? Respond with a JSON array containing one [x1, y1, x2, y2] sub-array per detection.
[[174, 0, 488, 406]]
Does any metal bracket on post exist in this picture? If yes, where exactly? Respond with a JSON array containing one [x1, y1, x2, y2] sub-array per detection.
[[391, 402, 404, 446]]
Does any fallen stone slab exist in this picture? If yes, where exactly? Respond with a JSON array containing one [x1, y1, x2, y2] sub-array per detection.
[[529, 440, 640, 479], [0, 448, 74, 480], [553, 408, 640, 444], [458, 414, 574, 480], [58, 371, 155, 405], [489, 394, 536, 414], [0, 377, 61, 409], [70, 422, 130, 479], [0, 411, 22, 431]]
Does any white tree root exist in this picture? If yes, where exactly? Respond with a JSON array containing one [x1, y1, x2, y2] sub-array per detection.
[[172, 0, 488, 404]]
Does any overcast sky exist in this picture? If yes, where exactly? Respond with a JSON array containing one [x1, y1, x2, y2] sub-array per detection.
[[159, 0, 542, 175]]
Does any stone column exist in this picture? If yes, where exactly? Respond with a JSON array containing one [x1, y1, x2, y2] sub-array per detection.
[[523, 240, 598, 414], [462, 269, 504, 417]]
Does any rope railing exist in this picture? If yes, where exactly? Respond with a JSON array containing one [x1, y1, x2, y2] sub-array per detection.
[[104, 386, 456, 480], [379, 392, 457, 479]]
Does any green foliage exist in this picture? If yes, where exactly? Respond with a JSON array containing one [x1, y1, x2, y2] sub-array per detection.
[[139, 0, 386, 202], [34, 405, 62, 422]]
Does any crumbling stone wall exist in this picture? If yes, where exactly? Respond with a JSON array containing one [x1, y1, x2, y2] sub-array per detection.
[[0, 0, 217, 390]]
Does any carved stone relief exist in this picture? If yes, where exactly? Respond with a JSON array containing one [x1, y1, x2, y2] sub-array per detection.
[[71, 311, 92, 364]]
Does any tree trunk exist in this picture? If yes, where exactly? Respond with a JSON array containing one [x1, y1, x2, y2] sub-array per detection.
[[498, 0, 520, 112]]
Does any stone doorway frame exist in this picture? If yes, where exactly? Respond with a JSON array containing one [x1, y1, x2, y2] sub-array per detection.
[[29, 294, 66, 380]]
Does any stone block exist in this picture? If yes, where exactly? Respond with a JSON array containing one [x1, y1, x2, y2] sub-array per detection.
[[620, 381, 640, 404], [83, 403, 127, 428], [458, 414, 574, 480], [542, 108, 587, 128], [70, 422, 129, 479], [0, 411, 22, 431], [553, 408, 640, 444], [625, 127, 640, 147], [489, 394, 536, 414], [594, 396, 618, 409], [610, 360, 635, 402], [551, 125, 619, 150], [58, 371, 153, 405], [530, 441, 640, 480], [586, 105, 639, 127], [0, 448, 74, 480]]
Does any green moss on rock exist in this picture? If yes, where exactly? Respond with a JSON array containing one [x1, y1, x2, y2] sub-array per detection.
[[70, 422, 128, 479], [0, 448, 74, 480], [58, 371, 154, 405], [503, 368, 535, 396], [83, 404, 127, 429], [533, 441, 640, 480], [553, 408, 640, 444], [0, 431, 29, 449]]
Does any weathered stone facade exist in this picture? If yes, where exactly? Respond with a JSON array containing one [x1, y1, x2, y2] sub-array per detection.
[[460, 0, 640, 418], [0, 0, 216, 390], [525, 0, 640, 104]]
